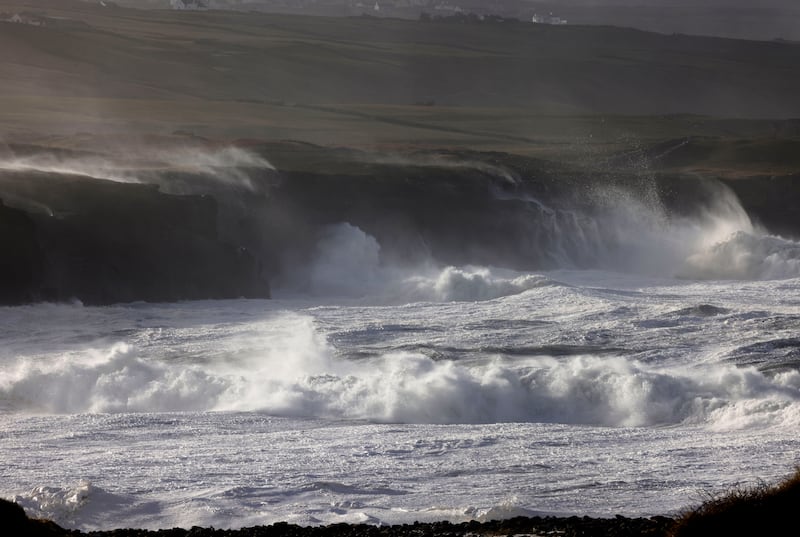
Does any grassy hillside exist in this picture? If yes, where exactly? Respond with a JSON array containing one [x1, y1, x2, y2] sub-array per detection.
[[2, 0, 800, 151], [0, 0, 798, 190]]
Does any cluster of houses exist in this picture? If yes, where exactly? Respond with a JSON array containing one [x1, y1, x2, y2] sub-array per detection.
[[162, 0, 569, 25], [360, 1, 568, 24], [170, 0, 207, 9], [2, 11, 92, 28], [2, 0, 568, 26], [1, 12, 46, 26], [532, 12, 567, 25]]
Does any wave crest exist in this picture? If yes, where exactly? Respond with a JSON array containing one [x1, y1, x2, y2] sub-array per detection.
[[4, 314, 799, 429], [681, 231, 800, 280]]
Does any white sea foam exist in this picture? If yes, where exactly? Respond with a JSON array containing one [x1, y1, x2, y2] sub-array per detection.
[[680, 231, 800, 280], [2, 271, 800, 531], [1, 341, 227, 413], [14, 481, 95, 525], [279, 222, 553, 302], [489, 177, 800, 281], [307, 223, 383, 296], [3, 309, 799, 429], [424, 266, 552, 302]]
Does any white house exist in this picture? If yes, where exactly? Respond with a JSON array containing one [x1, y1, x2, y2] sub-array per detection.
[[5, 13, 45, 26], [170, 0, 207, 10], [532, 13, 567, 25]]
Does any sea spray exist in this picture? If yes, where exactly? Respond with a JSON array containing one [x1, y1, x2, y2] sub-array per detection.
[[491, 176, 773, 278], [0, 152, 138, 183], [680, 231, 800, 280], [308, 223, 383, 296], [275, 223, 554, 301], [0, 143, 274, 191], [3, 305, 800, 428], [279, 200, 800, 304]]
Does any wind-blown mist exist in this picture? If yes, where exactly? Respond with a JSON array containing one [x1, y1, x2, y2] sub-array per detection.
[[0, 144, 274, 191], [276, 178, 800, 303], [499, 179, 779, 279], [0, 152, 139, 184]]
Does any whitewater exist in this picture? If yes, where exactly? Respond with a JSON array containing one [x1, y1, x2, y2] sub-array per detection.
[[2, 179, 800, 531]]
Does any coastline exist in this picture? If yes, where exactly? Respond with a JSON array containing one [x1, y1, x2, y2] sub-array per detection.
[[4, 490, 675, 536], [11, 511, 674, 537]]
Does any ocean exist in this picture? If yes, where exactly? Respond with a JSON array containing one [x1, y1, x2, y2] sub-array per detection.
[[2, 184, 800, 531]]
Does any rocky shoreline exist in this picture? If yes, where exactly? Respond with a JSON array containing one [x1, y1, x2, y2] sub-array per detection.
[[8, 500, 674, 537], [4, 497, 676, 536], [73, 517, 674, 537]]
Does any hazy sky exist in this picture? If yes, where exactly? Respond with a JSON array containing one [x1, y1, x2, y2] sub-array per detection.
[[545, 0, 798, 7], [530, 0, 800, 41]]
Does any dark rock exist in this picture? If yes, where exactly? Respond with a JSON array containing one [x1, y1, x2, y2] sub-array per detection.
[[0, 497, 66, 536], [0, 200, 43, 304], [0, 171, 270, 305]]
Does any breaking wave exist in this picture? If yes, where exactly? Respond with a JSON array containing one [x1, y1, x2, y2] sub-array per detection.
[[3, 313, 799, 430], [277, 222, 554, 301], [493, 179, 800, 280], [680, 231, 800, 280], [13, 481, 96, 526], [283, 174, 800, 299]]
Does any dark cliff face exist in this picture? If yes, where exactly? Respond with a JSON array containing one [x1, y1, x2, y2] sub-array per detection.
[[259, 160, 574, 272], [722, 176, 800, 239], [1, 142, 798, 306], [0, 200, 44, 304], [0, 171, 270, 305]]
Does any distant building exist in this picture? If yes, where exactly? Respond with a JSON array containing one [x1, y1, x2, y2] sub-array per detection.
[[433, 3, 463, 14], [170, 0, 207, 10], [3, 12, 46, 26], [532, 13, 567, 25]]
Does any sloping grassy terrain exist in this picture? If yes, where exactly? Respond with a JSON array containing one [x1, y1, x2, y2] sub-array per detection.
[[2, 0, 800, 149]]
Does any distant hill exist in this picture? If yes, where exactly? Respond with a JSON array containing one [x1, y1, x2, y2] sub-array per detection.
[[104, 0, 800, 42], [1, 0, 800, 123]]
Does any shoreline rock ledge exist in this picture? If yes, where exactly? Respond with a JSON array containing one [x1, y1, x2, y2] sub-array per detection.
[[1, 498, 674, 537]]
